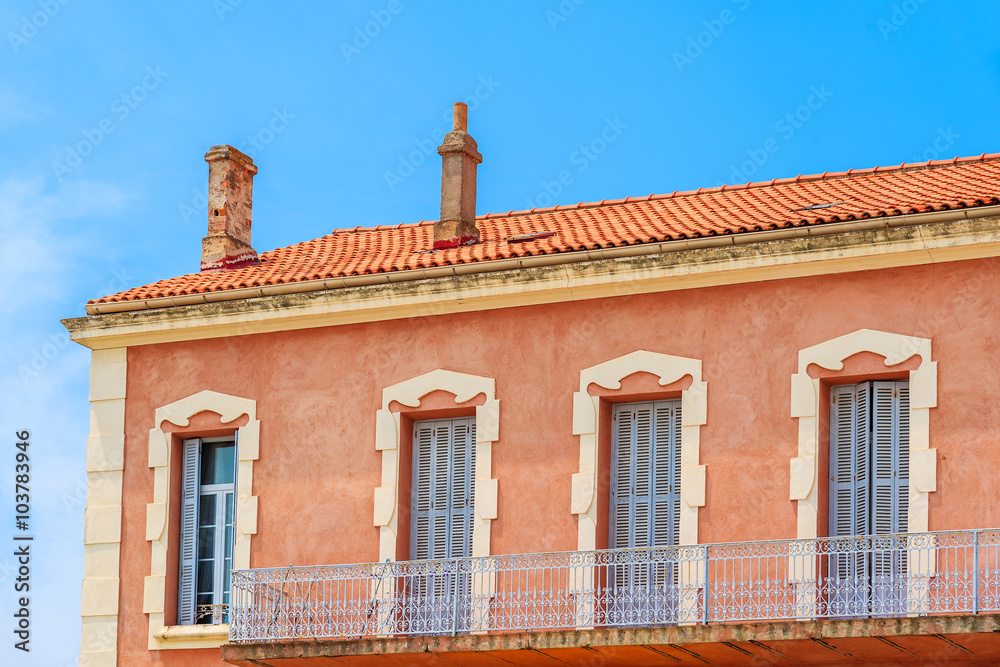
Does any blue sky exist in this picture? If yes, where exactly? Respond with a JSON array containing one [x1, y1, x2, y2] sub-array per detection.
[[0, 1, 998, 664]]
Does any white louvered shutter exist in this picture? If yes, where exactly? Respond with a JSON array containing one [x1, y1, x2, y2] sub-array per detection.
[[652, 401, 681, 550], [830, 382, 871, 600], [872, 381, 909, 537], [652, 401, 681, 587], [896, 383, 910, 533], [411, 422, 440, 561], [872, 381, 909, 610], [178, 438, 201, 625], [830, 383, 870, 539], [610, 403, 635, 554], [449, 418, 476, 560], [611, 402, 682, 550], [633, 405, 652, 554], [611, 401, 682, 593], [411, 418, 477, 561]]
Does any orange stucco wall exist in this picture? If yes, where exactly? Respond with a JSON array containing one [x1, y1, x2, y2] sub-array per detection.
[[115, 256, 1000, 664]]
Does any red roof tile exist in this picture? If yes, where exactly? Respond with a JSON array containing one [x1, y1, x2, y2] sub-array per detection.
[[92, 154, 1000, 305]]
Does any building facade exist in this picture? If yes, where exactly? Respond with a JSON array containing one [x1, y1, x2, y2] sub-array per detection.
[[66, 107, 1000, 665]]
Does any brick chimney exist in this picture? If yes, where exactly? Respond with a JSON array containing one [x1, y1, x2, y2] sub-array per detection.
[[201, 145, 259, 271], [435, 103, 482, 249]]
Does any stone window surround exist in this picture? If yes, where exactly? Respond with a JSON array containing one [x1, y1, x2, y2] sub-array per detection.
[[373, 369, 499, 563], [143, 390, 260, 650], [571, 350, 708, 552], [789, 328, 938, 540]]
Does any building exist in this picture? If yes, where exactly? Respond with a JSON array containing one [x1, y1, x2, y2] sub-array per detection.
[[65, 104, 1000, 666]]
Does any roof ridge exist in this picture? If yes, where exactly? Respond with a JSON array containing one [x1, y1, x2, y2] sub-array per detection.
[[320, 153, 1000, 233], [470, 152, 1000, 222]]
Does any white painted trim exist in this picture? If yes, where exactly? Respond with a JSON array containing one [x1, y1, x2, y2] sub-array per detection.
[[79, 348, 127, 667], [572, 350, 707, 550], [571, 350, 707, 627], [788, 329, 937, 540], [144, 390, 260, 650], [373, 369, 499, 562], [373, 370, 499, 632]]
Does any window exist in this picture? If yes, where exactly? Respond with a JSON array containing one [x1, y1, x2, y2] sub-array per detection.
[[829, 381, 909, 614], [406, 417, 475, 632], [178, 437, 237, 625], [609, 400, 681, 622]]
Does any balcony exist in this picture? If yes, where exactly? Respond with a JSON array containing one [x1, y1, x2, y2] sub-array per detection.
[[223, 529, 1000, 665]]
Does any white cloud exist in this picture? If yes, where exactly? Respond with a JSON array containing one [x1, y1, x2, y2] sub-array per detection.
[[0, 174, 129, 666]]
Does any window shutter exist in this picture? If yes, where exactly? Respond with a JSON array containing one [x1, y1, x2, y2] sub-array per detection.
[[872, 382, 896, 536], [830, 383, 870, 538], [178, 438, 201, 625], [652, 401, 680, 550], [411, 418, 477, 561], [610, 404, 636, 551], [896, 383, 909, 533], [633, 405, 653, 552], [872, 381, 909, 610], [411, 422, 437, 561], [449, 418, 476, 559], [431, 422, 450, 561], [872, 381, 909, 536]]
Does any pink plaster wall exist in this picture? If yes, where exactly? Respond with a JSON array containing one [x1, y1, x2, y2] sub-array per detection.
[[114, 256, 1000, 664]]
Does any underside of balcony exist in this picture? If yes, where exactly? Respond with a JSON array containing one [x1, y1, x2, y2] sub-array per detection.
[[223, 614, 1000, 666]]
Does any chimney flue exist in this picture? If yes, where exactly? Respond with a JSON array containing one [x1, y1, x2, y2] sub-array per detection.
[[201, 144, 259, 271], [435, 102, 482, 249]]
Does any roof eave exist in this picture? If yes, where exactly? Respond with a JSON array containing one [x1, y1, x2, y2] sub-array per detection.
[[84, 204, 1000, 316]]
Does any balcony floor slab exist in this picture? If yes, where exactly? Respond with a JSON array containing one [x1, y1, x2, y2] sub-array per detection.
[[222, 614, 1000, 666]]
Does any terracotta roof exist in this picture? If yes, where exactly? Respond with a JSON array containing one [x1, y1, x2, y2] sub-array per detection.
[[93, 154, 1000, 306]]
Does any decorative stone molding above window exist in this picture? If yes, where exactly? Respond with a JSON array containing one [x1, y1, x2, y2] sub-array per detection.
[[789, 329, 937, 540], [144, 390, 260, 650], [571, 350, 708, 551], [373, 369, 500, 563]]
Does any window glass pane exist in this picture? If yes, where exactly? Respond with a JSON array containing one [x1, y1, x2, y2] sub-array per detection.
[[223, 557, 232, 601], [225, 493, 234, 558], [197, 561, 214, 595], [199, 494, 217, 527], [201, 441, 236, 485], [199, 526, 216, 561]]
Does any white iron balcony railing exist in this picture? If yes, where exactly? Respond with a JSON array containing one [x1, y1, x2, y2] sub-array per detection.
[[228, 528, 1000, 643]]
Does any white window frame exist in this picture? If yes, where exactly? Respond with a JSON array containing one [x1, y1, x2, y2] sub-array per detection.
[[373, 370, 499, 633], [789, 330, 936, 617], [571, 351, 707, 628], [182, 436, 237, 625], [144, 390, 260, 650], [789, 329, 936, 540]]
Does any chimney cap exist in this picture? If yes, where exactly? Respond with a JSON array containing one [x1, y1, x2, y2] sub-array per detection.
[[205, 144, 258, 174], [452, 103, 468, 133]]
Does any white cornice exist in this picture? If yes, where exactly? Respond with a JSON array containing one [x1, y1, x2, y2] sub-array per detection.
[[62, 209, 1000, 350]]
